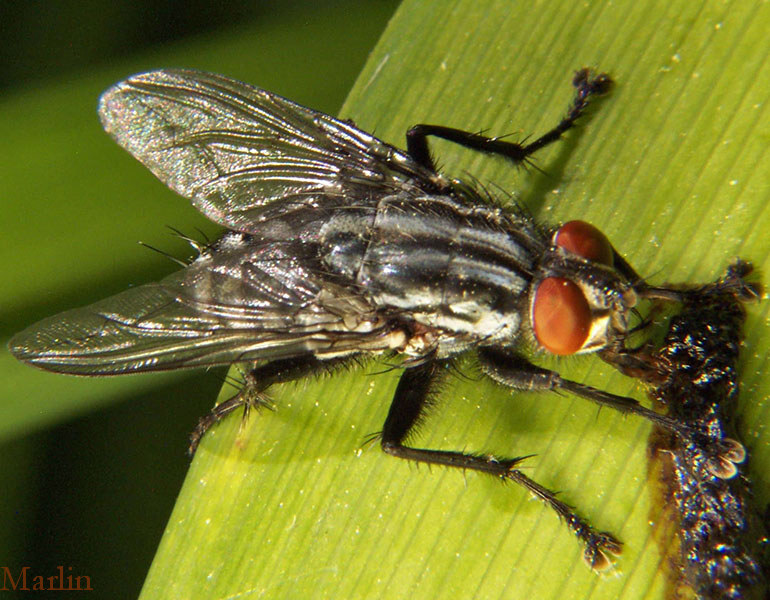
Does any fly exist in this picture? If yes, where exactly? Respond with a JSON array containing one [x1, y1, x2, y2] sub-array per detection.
[[8, 68, 714, 569]]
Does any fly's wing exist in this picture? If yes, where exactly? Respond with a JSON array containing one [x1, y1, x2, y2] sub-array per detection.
[[9, 237, 389, 375], [98, 69, 435, 233]]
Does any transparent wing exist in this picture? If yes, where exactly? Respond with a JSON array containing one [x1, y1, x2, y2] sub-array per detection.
[[98, 69, 433, 233], [9, 238, 390, 375]]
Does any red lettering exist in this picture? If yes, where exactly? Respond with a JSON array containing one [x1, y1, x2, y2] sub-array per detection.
[[1, 566, 28, 591]]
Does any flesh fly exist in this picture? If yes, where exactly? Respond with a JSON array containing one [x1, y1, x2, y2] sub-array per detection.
[[10, 68, 715, 569]]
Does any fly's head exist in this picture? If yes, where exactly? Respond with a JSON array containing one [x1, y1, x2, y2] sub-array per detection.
[[529, 220, 638, 356]]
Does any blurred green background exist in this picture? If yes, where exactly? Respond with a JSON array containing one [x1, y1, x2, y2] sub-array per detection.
[[0, 1, 399, 597]]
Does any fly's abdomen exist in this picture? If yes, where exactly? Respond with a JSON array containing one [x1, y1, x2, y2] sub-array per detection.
[[319, 194, 541, 341]]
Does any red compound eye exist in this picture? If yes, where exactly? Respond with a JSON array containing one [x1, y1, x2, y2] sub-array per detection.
[[532, 277, 592, 355], [554, 220, 614, 266]]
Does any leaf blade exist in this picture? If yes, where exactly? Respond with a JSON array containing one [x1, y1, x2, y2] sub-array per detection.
[[142, 1, 770, 599]]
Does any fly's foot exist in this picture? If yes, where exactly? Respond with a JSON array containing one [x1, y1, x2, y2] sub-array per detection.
[[704, 437, 746, 480], [188, 374, 272, 455], [501, 461, 622, 571], [581, 529, 623, 571], [573, 68, 613, 99]]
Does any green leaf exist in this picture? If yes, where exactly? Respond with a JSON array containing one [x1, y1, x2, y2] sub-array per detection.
[[146, 2, 770, 599], [26, 1, 770, 599]]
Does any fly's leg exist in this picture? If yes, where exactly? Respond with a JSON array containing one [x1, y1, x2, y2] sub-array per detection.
[[189, 354, 358, 454], [406, 68, 612, 172], [380, 359, 622, 570], [478, 347, 689, 433], [404, 69, 660, 293], [477, 347, 737, 462]]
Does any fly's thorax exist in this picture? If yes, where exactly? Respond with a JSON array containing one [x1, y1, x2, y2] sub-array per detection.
[[318, 194, 544, 346], [530, 221, 637, 356]]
